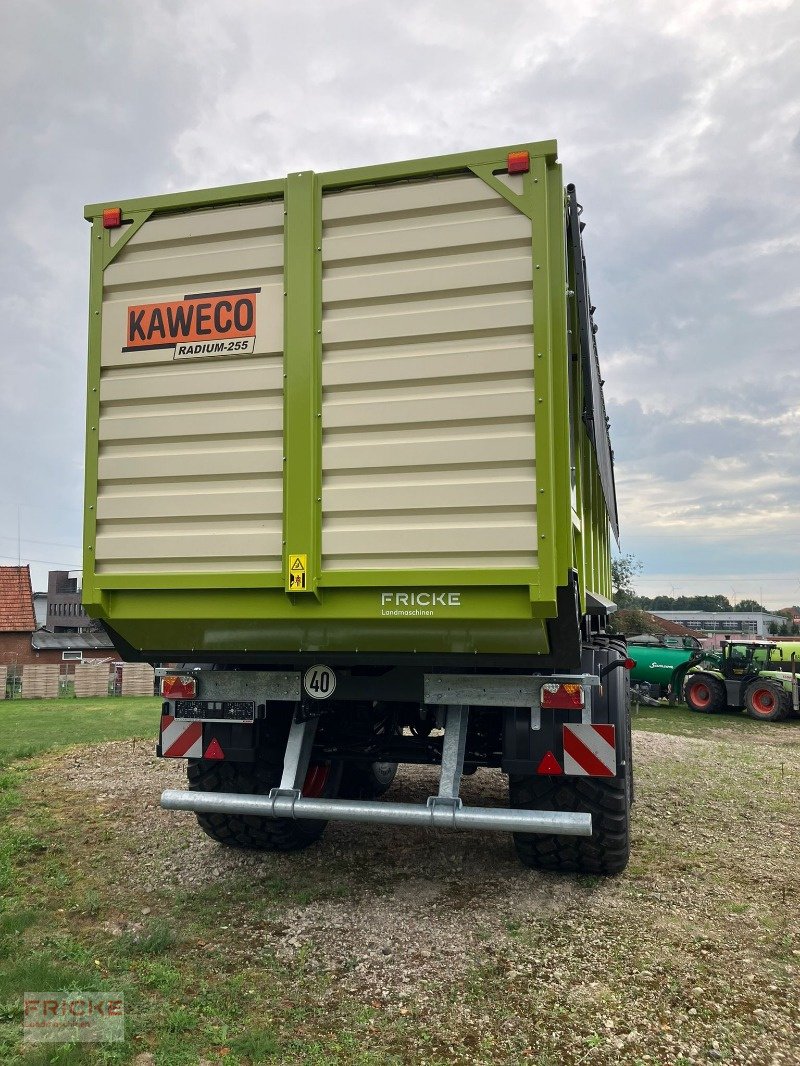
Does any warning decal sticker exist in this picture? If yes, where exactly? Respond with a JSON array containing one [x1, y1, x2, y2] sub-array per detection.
[[562, 724, 616, 777], [288, 554, 307, 591], [160, 714, 203, 759], [123, 287, 260, 358]]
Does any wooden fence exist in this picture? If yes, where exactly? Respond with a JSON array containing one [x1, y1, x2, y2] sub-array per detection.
[[73, 662, 111, 698], [20, 664, 60, 699], [119, 663, 156, 696], [0, 662, 156, 699]]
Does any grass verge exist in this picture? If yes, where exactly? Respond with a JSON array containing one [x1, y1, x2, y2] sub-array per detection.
[[0, 697, 160, 765], [0, 700, 796, 1063]]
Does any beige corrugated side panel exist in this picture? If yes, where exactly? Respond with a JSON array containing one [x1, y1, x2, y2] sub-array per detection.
[[321, 175, 537, 571], [21, 664, 60, 699], [97, 201, 285, 575], [0, 665, 6, 699]]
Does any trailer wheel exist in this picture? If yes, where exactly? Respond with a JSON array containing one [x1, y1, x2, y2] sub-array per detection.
[[510, 635, 632, 873], [338, 761, 398, 799], [743, 681, 790, 722], [509, 765, 630, 875], [187, 757, 342, 852], [685, 674, 726, 714]]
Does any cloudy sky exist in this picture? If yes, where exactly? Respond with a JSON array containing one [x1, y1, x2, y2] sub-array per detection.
[[1, 0, 798, 606]]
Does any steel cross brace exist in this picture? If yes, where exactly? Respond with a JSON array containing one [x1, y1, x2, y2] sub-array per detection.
[[426, 705, 469, 827], [267, 713, 319, 816]]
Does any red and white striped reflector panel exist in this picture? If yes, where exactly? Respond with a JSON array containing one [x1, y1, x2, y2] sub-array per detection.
[[160, 714, 203, 759], [562, 724, 616, 777]]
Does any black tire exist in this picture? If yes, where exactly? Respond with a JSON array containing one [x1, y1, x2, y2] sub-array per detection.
[[685, 673, 727, 714], [606, 636, 634, 806], [187, 757, 342, 852], [509, 769, 630, 875], [510, 636, 632, 875], [338, 760, 398, 800], [743, 680, 791, 722]]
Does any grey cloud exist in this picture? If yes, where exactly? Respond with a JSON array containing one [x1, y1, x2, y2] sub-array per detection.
[[0, 0, 798, 597]]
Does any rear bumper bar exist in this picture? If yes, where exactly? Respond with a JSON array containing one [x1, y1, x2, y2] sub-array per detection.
[[160, 787, 592, 836]]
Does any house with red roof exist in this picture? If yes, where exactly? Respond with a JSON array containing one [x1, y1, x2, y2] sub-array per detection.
[[0, 566, 117, 687], [0, 565, 36, 671]]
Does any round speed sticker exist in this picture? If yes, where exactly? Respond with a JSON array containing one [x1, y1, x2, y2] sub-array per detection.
[[303, 665, 337, 700]]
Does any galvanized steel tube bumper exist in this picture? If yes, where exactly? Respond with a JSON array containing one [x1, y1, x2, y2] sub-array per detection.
[[160, 788, 592, 836]]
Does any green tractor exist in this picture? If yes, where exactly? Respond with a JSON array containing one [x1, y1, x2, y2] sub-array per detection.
[[674, 639, 799, 722]]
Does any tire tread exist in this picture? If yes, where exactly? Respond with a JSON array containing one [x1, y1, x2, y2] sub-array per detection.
[[187, 758, 338, 852]]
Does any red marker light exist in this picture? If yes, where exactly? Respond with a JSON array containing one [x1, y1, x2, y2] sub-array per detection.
[[160, 674, 197, 699], [102, 207, 122, 228], [536, 751, 563, 775], [541, 683, 584, 710], [624, 658, 636, 670], [204, 738, 225, 760], [507, 151, 530, 174]]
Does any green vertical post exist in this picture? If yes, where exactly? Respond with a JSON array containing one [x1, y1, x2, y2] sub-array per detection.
[[82, 218, 104, 609], [283, 171, 322, 597], [528, 155, 558, 608], [544, 158, 574, 590]]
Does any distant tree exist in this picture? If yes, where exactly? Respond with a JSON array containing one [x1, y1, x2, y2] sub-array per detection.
[[608, 608, 653, 637], [768, 621, 780, 635], [611, 554, 643, 609], [639, 593, 733, 612], [699, 594, 734, 612], [734, 598, 765, 612]]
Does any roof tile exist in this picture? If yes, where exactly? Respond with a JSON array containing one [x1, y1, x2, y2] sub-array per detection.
[[0, 566, 36, 631]]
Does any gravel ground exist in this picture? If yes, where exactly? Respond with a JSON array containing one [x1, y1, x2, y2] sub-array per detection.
[[36, 725, 800, 1065]]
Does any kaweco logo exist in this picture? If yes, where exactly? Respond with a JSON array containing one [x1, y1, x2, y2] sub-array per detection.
[[380, 591, 461, 618], [123, 287, 260, 359]]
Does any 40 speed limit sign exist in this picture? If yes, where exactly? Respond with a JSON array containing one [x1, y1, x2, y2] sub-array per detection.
[[303, 665, 336, 699]]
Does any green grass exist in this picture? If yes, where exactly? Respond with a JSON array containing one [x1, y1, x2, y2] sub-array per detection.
[[0, 695, 796, 1063], [631, 700, 800, 738], [116, 920, 176, 958], [0, 697, 160, 764]]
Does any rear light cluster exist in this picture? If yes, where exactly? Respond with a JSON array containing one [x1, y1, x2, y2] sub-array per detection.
[[160, 674, 197, 699], [102, 207, 123, 228], [507, 150, 530, 174], [541, 682, 584, 710]]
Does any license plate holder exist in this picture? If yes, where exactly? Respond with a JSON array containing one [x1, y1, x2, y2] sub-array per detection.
[[173, 699, 256, 723]]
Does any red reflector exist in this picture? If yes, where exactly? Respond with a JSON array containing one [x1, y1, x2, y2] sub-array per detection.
[[624, 658, 636, 670], [507, 151, 530, 174], [102, 207, 123, 228], [204, 738, 224, 760], [541, 683, 584, 710], [537, 751, 563, 775], [160, 674, 197, 699]]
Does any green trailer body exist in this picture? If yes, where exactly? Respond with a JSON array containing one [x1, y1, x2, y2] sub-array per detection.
[[82, 141, 631, 874], [82, 140, 616, 663], [773, 641, 800, 663]]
